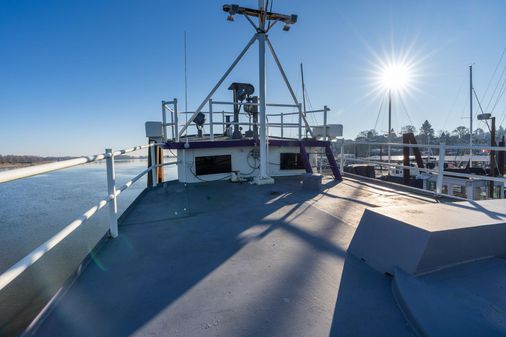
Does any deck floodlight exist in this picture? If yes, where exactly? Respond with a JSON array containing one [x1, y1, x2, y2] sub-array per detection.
[[282, 24, 290, 31], [477, 113, 492, 121], [228, 4, 239, 15], [225, 4, 238, 21]]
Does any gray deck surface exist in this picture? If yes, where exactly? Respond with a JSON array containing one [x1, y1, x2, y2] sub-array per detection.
[[393, 257, 506, 337], [27, 176, 435, 337]]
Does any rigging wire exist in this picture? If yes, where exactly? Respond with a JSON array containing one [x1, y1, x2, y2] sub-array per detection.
[[373, 95, 385, 131], [485, 57, 506, 113], [472, 88, 486, 115], [297, 64, 318, 131], [482, 46, 506, 104], [304, 86, 318, 127], [183, 31, 189, 141], [489, 76, 506, 115], [499, 104, 506, 126], [398, 94, 414, 127], [184, 31, 188, 115], [182, 31, 190, 212], [442, 73, 467, 130], [295, 66, 301, 101]]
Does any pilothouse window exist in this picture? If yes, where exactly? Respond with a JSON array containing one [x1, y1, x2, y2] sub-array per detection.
[[195, 155, 232, 175], [280, 153, 305, 170]]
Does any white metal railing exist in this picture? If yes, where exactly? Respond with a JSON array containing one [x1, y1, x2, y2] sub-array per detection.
[[338, 141, 506, 200], [161, 99, 330, 142], [0, 143, 172, 291]]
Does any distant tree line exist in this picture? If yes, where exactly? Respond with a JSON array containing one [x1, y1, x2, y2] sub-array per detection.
[[0, 154, 146, 164], [355, 120, 506, 145], [0, 155, 75, 164]]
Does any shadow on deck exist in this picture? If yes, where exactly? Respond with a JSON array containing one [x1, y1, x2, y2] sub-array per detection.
[[25, 176, 429, 337]]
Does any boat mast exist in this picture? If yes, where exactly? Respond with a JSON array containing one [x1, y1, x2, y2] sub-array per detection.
[[301, 63, 307, 137], [387, 89, 392, 166], [388, 89, 392, 140], [469, 64, 473, 166], [258, 0, 268, 179]]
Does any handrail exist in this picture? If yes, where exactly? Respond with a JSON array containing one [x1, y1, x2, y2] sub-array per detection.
[[339, 140, 506, 200], [209, 101, 298, 108], [210, 100, 259, 106], [350, 141, 506, 152], [0, 144, 157, 185], [0, 194, 111, 291], [342, 171, 469, 202], [267, 109, 324, 117], [170, 96, 325, 141], [0, 144, 170, 291], [346, 158, 506, 184], [0, 155, 107, 184]]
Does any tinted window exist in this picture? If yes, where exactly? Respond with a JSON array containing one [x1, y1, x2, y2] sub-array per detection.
[[280, 153, 305, 170], [195, 155, 232, 175]]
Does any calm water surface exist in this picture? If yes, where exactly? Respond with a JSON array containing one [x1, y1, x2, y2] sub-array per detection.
[[0, 160, 177, 272]]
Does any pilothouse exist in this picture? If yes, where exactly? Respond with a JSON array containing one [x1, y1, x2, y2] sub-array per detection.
[[145, 2, 343, 185]]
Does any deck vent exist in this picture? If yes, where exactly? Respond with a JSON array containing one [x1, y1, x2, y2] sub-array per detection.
[[195, 155, 232, 176]]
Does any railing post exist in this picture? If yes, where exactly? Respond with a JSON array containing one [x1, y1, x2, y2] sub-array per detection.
[[222, 111, 225, 134], [298, 103, 302, 140], [174, 98, 179, 142], [209, 99, 214, 141], [281, 113, 284, 138], [323, 105, 328, 140], [161, 101, 168, 141], [387, 144, 391, 174], [340, 141, 344, 172], [106, 149, 118, 238], [150, 145, 157, 185], [436, 143, 446, 195]]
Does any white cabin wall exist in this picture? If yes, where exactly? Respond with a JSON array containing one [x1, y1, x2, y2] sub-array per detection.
[[176, 146, 313, 183]]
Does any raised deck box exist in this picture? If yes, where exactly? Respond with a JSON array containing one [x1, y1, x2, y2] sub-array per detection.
[[348, 199, 506, 275]]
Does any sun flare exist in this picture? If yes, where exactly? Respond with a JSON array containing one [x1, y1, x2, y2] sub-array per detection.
[[380, 63, 411, 92]]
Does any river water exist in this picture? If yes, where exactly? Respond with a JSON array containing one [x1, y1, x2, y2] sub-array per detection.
[[0, 159, 177, 272], [0, 159, 178, 335]]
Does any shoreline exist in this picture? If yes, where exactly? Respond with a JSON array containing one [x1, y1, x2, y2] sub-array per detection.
[[0, 162, 53, 171]]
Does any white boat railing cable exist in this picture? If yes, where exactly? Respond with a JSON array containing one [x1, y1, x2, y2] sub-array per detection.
[[339, 141, 506, 200], [0, 144, 155, 184], [0, 143, 172, 292]]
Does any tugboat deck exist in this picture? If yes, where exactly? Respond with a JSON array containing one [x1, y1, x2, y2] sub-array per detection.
[[25, 176, 436, 337]]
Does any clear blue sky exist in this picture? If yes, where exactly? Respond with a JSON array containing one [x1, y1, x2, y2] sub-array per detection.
[[1, 0, 505, 156]]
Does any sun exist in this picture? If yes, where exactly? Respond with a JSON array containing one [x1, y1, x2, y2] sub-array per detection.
[[380, 63, 411, 92], [367, 50, 422, 99]]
